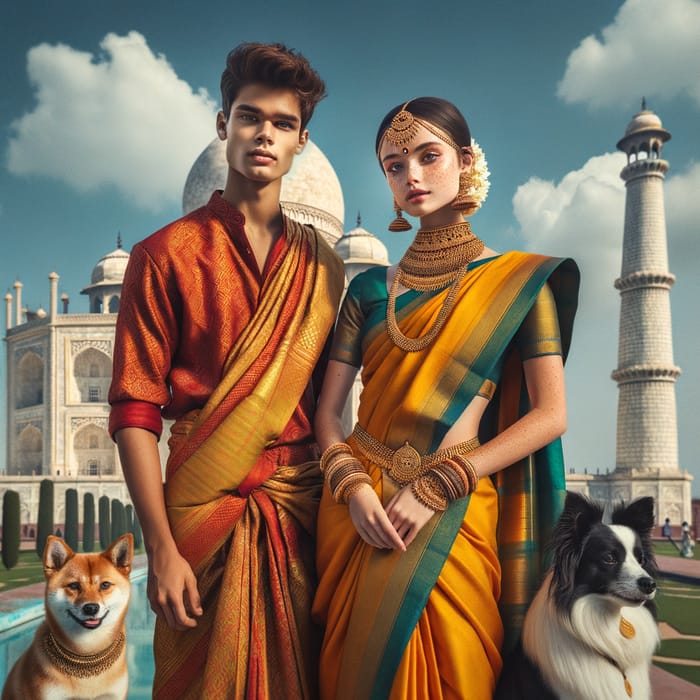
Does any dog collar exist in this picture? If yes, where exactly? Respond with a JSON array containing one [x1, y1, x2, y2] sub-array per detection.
[[42, 629, 125, 678]]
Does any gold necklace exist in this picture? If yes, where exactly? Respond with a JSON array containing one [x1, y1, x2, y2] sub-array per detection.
[[597, 649, 633, 697], [398, 221, 484, 290], [385, 221, 485, 352], [42, 629, 125, 678]]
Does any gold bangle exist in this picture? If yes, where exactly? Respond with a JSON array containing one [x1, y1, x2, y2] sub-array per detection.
[[432, 459, 468, 500], [341, 479, 372, 504], [320, 442, 353, 474], [427, 455, 479, 505], [336, 472, 373, 504], [453, 455, 479, 493], [411, 474, 448, 512], [328, 459, 365, 492]]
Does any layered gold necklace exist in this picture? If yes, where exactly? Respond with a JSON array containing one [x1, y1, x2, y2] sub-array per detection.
[[386, 221, 485, 352], [42, 629, 125, 678]]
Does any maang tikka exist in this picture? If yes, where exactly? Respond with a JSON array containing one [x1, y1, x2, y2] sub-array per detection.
[[378, 100, 462, 154]]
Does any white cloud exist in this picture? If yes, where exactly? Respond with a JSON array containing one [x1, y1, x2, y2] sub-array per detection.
[[513, 153, 700, 476], [7, 32, 217, 210], [515, 152, 626, 315], [514, 153, 626, 471], [557, 0, 700, 110]]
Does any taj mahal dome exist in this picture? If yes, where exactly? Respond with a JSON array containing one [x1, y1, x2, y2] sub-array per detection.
[[1, 138, 388, 529]]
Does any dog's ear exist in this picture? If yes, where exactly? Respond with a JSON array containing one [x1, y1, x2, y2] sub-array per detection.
[[612, 496, 654, 534], [43, 536, 74, 578], [104, 533, 134, 575], [560, 491, 604, 542], [549, 492, 604, 607], [612, 496, 658, 576]]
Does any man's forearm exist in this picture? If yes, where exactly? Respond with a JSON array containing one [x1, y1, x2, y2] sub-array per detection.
[[115, 427, 176, 554]]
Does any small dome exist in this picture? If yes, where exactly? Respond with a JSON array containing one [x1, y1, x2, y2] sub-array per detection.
[[335, 221, 389, 265], [90, 247, 130, 285], [182, 138, 345, 244], [623, 110, 665, 138], [617, 101, 671, 154]]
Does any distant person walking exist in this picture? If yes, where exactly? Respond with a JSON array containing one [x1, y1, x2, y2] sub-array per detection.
[[662, 517, 672, 539], [680, 521, 694, 558]]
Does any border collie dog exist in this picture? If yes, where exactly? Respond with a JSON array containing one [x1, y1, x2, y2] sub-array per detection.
[[495, 492, 659, 700]]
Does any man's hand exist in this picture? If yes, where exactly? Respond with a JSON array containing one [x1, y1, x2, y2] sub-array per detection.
[[147, 544, 203, 630]]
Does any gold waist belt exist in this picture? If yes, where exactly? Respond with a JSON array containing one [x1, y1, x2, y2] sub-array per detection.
[[351, 423, 479, 484]]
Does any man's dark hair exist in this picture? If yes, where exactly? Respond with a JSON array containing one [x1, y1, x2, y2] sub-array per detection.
[[221, 42, 326, 130]]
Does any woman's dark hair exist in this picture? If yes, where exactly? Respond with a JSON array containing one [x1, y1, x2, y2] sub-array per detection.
[[221, 42, 326, 130], [375, 97, 471, 155]]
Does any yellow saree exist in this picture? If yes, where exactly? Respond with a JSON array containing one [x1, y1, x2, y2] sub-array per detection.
[[153, 218, 344, 699], [314, 252, 579, 700]]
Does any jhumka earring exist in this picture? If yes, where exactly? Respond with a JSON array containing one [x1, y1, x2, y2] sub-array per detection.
[[388, 200, 412, 232], [451, 171, 479, 216]]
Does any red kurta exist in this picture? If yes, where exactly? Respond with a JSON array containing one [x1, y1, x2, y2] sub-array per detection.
[[109, 191, 318, 448]]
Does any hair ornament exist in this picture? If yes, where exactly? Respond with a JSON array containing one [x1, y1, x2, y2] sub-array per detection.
[[468, 139, 490, 210], [378, 99, 461, 155], [382, 101, 419, 148]]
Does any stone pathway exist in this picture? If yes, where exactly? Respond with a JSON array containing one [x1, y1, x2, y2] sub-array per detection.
[[658, 621, 700, 644]]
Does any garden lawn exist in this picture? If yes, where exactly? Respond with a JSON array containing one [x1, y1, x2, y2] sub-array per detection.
[[654, 577, 700, 686], [0, 550, 44, 591], [656, 578, 700, 636]]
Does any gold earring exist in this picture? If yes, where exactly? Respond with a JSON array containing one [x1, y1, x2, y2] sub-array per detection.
[[451, 171, 478, 215], [388, 200, 412, 232]]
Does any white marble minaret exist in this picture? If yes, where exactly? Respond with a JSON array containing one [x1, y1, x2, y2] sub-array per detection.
[[588, 102, 692, 524]]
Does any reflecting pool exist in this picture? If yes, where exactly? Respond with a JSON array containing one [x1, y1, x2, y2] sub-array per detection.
[[0, 572, 156, 698]]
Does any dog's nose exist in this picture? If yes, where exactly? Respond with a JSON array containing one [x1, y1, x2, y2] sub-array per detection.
[[637, 577, 656, 595], [82, 603, 100, 617]]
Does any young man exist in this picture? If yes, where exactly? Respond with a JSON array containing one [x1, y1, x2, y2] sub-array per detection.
[[108, 43, 344, 699]]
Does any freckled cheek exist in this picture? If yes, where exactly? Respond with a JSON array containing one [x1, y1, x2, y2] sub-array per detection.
[[386, 178, 401, 200], [429, 163, 460, 196]]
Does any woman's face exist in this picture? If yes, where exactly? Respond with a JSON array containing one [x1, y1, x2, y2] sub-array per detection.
[[379, 122, 471, 225]]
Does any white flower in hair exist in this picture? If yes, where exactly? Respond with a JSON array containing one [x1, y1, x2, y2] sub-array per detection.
[[469, 140, 490, 209]]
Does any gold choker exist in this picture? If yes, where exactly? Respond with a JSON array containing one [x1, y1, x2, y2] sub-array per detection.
[[43, 629, 125, 678], [397, 221, 484, 291], [386, 222, 484, 352]]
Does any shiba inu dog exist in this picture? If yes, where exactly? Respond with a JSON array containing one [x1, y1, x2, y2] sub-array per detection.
[[2, 533, 133, 700]]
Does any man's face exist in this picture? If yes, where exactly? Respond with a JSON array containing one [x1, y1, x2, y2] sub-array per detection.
[[217, 83, 307, 184]]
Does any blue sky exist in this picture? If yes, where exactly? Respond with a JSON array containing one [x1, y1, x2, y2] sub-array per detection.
[[2, 0, 700, 495]]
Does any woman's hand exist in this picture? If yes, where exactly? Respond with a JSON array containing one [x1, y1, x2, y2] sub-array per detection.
[[385, 485, 436, 547], [147, 542, 203, 630], [348, 484, 406, 551]]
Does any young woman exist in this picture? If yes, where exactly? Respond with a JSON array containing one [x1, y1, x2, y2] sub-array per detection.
[[312, 97, 579, 699]]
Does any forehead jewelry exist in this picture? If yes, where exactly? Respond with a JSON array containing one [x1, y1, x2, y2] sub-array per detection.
[[378, 99, 462, 155]]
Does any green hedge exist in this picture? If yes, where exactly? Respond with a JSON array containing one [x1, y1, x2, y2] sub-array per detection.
[[2, 490, 21, 570], [111, 499, 127, 541], [83, 492, 95, 552], [36, 479, 54, 558], [64, 488, 79, 551], [98, 495, 111, 550]]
